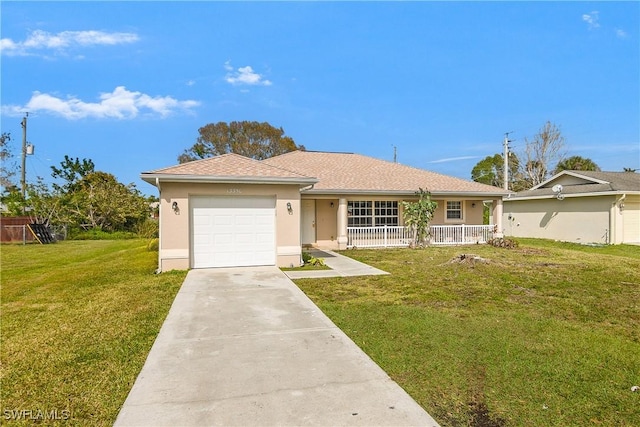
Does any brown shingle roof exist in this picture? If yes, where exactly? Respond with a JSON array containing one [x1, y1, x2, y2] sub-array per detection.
[[141, 153, 317, 185], [565, 171, 640, 192], [263, 151, 508, 195]]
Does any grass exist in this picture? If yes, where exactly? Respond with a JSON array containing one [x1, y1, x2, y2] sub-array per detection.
[[0, 240, 186, 425], [294, 239, 640, 426], [2, 238, 638, 426]]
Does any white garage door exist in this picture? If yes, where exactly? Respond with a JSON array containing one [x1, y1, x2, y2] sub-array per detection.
[[191, 196, 276, 268], [623, 201, 640, 244]]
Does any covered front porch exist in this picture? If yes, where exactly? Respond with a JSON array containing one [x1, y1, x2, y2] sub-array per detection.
[[301, 196, 504, 250]]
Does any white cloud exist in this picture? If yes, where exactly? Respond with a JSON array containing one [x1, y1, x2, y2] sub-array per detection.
[[1, 30, 139, 57], [615, 28, 628, 39], [582, 11, 600, 30], [224, 61, 272, 86], [1, 87, 200, 119]]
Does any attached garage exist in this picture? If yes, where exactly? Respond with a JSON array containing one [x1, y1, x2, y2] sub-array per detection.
[[191, 196, 276, 268], [140, 153, 318, 272]]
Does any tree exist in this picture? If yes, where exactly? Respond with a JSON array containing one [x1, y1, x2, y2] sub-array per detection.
[[63, 171, 148, 231], [6, 154, 150, 234], [471, 153, 525, 191], [553, 156, 600, 174], [178, 121, 304, 163], [24, 177, 62, 226], [401, 188, 438, 248], [1, 132, 17, 190], [521, 121, 566, 188], [51, 155, 95, 192], [623, 167, 637, 173]]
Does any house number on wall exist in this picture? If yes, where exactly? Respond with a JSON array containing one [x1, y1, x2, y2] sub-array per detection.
[[227, 188, 242, 194]]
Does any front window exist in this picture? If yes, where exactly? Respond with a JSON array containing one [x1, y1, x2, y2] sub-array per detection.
[[374, 201, 399, 226], [446, 201, 463, 220], [348, 201, 398, 227], [348, 201, 372, 226]]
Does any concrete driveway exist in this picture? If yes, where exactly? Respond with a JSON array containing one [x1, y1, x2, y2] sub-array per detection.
[[115, 266, 439, 426]]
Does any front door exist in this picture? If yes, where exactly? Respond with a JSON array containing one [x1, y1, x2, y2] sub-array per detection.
[[301, 199, 316, 245]]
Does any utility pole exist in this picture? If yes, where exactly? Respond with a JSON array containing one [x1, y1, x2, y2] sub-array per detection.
[[20, 113, 28, 199], [393, 145, 397, 163], [503, 132, 513, 191]]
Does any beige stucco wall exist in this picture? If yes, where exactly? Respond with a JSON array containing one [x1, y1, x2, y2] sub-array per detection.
[[503, 195, 615, 244], [158, 182, 302, 271], [398, 198, 486, 225]]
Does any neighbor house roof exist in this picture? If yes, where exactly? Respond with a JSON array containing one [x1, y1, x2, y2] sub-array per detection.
[[141, 153, 318, 186], [506, 170, 640, 201], [263, 151, 509, 196]]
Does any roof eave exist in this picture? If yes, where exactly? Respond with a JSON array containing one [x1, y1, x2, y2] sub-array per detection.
[[531, 170, 610, 189], [301, 188, 509, 197], [141, 173, 319, 187], [504, 190, 640, 201]]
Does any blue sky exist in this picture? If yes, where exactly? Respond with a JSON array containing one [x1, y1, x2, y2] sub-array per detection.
[[1, 1, 638, 195]]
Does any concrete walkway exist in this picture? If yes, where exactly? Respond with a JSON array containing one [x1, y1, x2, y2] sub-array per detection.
[[284, 249, 389, 279], [115, 267, 439, 427]]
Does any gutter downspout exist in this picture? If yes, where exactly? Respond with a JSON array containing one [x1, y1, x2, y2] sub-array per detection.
[[155, 177, 162, 273]]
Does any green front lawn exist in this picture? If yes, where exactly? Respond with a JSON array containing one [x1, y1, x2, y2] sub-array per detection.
[[1, 240, 186, 425], [295, 240, 640, 426], [2, 239, 639, 426]]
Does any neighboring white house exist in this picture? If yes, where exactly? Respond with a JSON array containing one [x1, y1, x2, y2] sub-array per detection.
[[503, 171, 640, 245]]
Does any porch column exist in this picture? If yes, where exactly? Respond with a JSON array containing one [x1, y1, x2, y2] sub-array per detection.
[[337, 198, 348, 250], [494, 198, 504, 238]]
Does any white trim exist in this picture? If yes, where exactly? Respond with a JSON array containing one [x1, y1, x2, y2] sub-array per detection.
[[444, 199, 465, 223], [142, 174, 318, 186], [531, 170, 610, 190], [160, 249, 189, 259], [156, 181, 162, 272], [277, 246, 302, 256], [302, 189, 509, 197], [503, 190, 640, 202]]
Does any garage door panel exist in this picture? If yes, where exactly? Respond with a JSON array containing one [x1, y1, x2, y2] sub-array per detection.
[[193, 215, 211, 226], [234, 234, 254, 245], [255, 215, 273, 226], [235, 215, 254, 226], [255, 232, 273, 243], [213, 215, 233, 226], [191, 196, 276, 268], [193, 235, 211, 246], [213, 234, 233, 245], [235, 223, 256, 233]]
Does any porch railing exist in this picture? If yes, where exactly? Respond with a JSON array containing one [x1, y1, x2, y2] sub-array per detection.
[[347, 226, 412, 248], [347, 224, 495, 248], [429, 224, 496, 245]]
